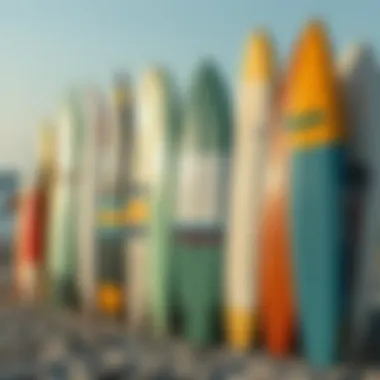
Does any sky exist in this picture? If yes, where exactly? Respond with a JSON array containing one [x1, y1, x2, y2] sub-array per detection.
[[0, 0, 379, 181]]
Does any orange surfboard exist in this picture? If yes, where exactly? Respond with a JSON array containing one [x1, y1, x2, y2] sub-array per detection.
[[260, 83, 295, 356]]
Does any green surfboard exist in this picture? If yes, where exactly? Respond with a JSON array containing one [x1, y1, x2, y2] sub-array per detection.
[[174, 60, 232, 346]]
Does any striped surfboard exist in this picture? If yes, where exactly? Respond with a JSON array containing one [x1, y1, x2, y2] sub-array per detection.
[[97, 78, 133, 318], [175, 60, 231, 346]]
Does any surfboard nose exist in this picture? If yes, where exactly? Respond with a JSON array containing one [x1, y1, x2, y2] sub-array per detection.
[[288, 19, 332, 80], [285, 18, 344, 150], [298, 19, 333, 48], [140, 68, 165, 94], [241, 30, 274, 81]]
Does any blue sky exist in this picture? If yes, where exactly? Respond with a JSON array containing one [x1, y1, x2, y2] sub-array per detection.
[[0, 0, 378, 179]]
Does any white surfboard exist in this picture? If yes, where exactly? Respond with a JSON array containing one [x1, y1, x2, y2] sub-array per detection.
[[225, 31, 276, 349], [125, 69, 162, 329], [48, 93, 84, 306], [339, 44, 380, 356]]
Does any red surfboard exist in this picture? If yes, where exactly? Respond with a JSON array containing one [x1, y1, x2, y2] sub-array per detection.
[[14, 185, 47, 302]]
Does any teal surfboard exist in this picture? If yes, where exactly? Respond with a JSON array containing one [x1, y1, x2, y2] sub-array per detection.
[[284, 21, 346, 368], [174, 60, 231, 346]]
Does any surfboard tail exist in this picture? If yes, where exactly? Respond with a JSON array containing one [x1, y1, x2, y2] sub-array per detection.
[[176, 245, 223, 346], [225, 308, 256, 350]]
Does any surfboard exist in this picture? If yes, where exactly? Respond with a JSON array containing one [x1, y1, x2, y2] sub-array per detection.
[[142, 68, 180, 336], [38, 123, 56, 303], [124, 70, 165, 330], [34, 123, 55, 302], [14, 187, 24, 299], [225, 30, 276, 351], [76, 88, 105, 314], [97, 76, 133, 318], [175, 60, 231, 346], [14, 186, 39, 302], [339, 44, 380, 357], [15, 124, 54, 303], [48, 93, 84, 307], [260, 81, 295, 357], [284, 20, 346, 368]]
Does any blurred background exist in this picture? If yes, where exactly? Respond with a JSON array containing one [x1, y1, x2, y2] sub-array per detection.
[[1, 1, 380, 379]]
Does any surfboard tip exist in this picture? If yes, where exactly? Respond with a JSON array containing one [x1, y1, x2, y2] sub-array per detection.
[[241, 29, 275, 81], [339, 42, 376, 73], [298, 18, 331, 47]]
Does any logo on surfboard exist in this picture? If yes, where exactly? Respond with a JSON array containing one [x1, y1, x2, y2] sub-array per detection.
[[285, 110, 325, 130]]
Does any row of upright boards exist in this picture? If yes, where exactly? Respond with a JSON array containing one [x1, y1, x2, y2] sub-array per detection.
[[13, 18, 380, 370]]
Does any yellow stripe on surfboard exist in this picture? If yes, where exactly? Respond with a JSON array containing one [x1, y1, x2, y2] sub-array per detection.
[[284, 20, 345, 150], [98, 199, 149, 227]]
